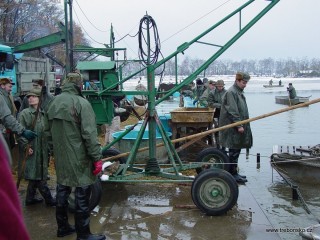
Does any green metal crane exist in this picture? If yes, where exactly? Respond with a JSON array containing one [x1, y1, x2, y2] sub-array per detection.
[[76, 0, 281, 216]]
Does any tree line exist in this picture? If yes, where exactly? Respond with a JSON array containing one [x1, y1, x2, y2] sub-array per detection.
[[0, 0, 89, 66], [122, 56, 320, 78]]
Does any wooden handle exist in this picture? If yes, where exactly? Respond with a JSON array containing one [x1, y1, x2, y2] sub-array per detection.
[[101, 98, 320, 162]]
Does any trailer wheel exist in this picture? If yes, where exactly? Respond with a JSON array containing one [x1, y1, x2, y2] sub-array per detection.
[[101, 147, 126, 164], [191, 169, 238, 216], [196, 147, 230, 174], [68, 180, 102, 213]]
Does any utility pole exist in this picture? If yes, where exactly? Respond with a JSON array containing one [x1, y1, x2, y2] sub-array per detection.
[[64, 0, 74, 74], [68, 0, 74, 71]]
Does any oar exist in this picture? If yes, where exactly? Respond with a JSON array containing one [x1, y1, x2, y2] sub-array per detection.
[[288, 91, 292, 106]]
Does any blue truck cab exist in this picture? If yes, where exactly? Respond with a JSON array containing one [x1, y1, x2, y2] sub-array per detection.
[[0, 44, 18, 95]]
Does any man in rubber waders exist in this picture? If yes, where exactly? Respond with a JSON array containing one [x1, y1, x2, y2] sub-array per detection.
[[219, 72, 253, 184], [44, 73, 105, 240]]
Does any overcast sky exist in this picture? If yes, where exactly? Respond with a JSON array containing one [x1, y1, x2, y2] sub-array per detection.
[[68, 0, 320, 61]]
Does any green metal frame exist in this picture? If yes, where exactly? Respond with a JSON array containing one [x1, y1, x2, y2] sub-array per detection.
[[86, 0, 280, 182]]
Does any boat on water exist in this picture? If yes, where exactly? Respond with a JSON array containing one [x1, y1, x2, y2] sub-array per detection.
[[275, 95, 310, 105], [270, 145, 320, 184], [263, 84, 284, 88]]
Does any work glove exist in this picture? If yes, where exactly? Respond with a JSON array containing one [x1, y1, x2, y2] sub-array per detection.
[[21, 130, 37, 140], [93, 160, 103, 175]]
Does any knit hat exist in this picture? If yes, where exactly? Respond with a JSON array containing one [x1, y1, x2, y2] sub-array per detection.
[[196, 78, 203, 85], [236, 72, 250, 81]]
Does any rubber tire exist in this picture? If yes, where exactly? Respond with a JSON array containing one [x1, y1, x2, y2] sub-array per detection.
[[101, 147, 126, 164], [68, 180, 102, 213], [191, 168, 239, 216], [196, 147, 230, 174]]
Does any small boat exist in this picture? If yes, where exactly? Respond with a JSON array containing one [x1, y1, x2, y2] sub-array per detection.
[[275, 95, 310, 105], [270, 145, 320, 184], [263, 84, 284, 88]]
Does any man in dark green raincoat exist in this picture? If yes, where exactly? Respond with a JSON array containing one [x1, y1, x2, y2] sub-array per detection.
[[44, 73, 105, 240], [287, 83, 297, 99], [219, 72, 253, 184]]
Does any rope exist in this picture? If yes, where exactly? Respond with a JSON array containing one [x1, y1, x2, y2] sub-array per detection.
[[138, 15, 162, 66]]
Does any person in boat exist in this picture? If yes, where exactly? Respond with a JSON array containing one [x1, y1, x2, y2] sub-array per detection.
[[269, 79, 273, 86], [18, 88, 56, 207], [199, 79, 216, 106], [279, 79, 282, 86], [219, 72, 252, 184], [207, 79, 226, 148], [287, 83, 297, 99]]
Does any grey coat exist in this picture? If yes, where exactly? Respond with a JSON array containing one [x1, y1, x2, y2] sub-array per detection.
[[219, 83, 252, 149]]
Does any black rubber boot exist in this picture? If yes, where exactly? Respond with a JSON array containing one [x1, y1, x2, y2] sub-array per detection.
[[25, 180, 43, 206], [75, 186, 106, 240], [56, 184, 75, 237], [38, 180, 56, 206], [229, 149, 247, 184]]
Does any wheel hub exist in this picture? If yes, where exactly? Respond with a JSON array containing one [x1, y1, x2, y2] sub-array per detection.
[[211, 188, 220, 197]]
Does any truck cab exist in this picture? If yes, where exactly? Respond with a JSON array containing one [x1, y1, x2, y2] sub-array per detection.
[[0, 44, 17, 94]]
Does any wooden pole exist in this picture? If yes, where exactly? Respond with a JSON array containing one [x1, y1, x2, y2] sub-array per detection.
[[101, 98, 320, 162]]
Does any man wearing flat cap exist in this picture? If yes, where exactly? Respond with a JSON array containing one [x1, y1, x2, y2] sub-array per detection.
[[0, 78, 37, 164], [219, 72, 252, 184], [44, 72, 106, 239], [1, 77, 18, 149]]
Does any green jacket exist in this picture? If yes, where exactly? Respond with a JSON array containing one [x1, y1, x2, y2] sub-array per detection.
[[44, 83, 101, 187], [287, 85, 297, 99], [19, 107, 48, 180], [0, 94, 24, 135], [219, 83, 252, 149], [199, 88, 214, 107], [207, 88, 226, 118]]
